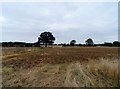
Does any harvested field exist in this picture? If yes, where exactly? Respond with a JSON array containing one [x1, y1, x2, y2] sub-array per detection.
[[2, 47, 119, 87]]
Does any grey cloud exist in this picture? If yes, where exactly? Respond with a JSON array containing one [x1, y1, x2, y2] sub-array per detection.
[[2, 2, 118, 43]]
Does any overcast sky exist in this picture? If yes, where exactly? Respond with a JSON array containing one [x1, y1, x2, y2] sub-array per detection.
[[1, 2, 118, 44]]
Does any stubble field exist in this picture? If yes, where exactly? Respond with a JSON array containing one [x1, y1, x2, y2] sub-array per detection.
[[2, 47, 119, 87]]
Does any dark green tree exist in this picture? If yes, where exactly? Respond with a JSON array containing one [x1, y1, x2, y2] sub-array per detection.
[[38, 32, 55, 47], [113, 41, 120, 47], [70, 40, 76, 46], [85, 38, 94, 46]]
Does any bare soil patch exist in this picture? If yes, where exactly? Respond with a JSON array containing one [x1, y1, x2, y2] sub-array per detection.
[[2, 47, 118, 87]]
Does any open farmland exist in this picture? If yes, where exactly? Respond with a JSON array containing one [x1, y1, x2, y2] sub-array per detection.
[[2, 47, 119, 87]]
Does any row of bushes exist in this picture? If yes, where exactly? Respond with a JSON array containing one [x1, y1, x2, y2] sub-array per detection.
[[1, 41, 120, 47], [1, 42, 40, 47]]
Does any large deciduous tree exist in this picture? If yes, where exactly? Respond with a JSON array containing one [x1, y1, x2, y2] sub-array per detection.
[[70, 40, 76, 46], [113, 41, 120, 47], [85, 38, 94, 46], [38, 32, 55, 47]]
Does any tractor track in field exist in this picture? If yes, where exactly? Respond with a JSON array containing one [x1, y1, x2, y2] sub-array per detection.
[[2, 47, 118, 87]]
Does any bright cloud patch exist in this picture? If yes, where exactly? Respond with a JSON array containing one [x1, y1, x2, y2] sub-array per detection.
[[0, 16, 6, 23]]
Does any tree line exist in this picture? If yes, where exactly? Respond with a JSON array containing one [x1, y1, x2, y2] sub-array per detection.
[[1, 31, 120, 47]]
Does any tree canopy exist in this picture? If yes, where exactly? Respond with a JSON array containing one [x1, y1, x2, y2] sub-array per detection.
[[70, 40, 76, 46], [38, 32, 55, 47], [113, 41, 120, 47], [85, 38, 94, 46]]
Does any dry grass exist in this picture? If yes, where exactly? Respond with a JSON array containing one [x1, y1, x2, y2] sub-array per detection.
[[2, 47, 119, 87]]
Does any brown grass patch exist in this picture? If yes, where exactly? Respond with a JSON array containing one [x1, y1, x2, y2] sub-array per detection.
[[2, 47, 118, 87]]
